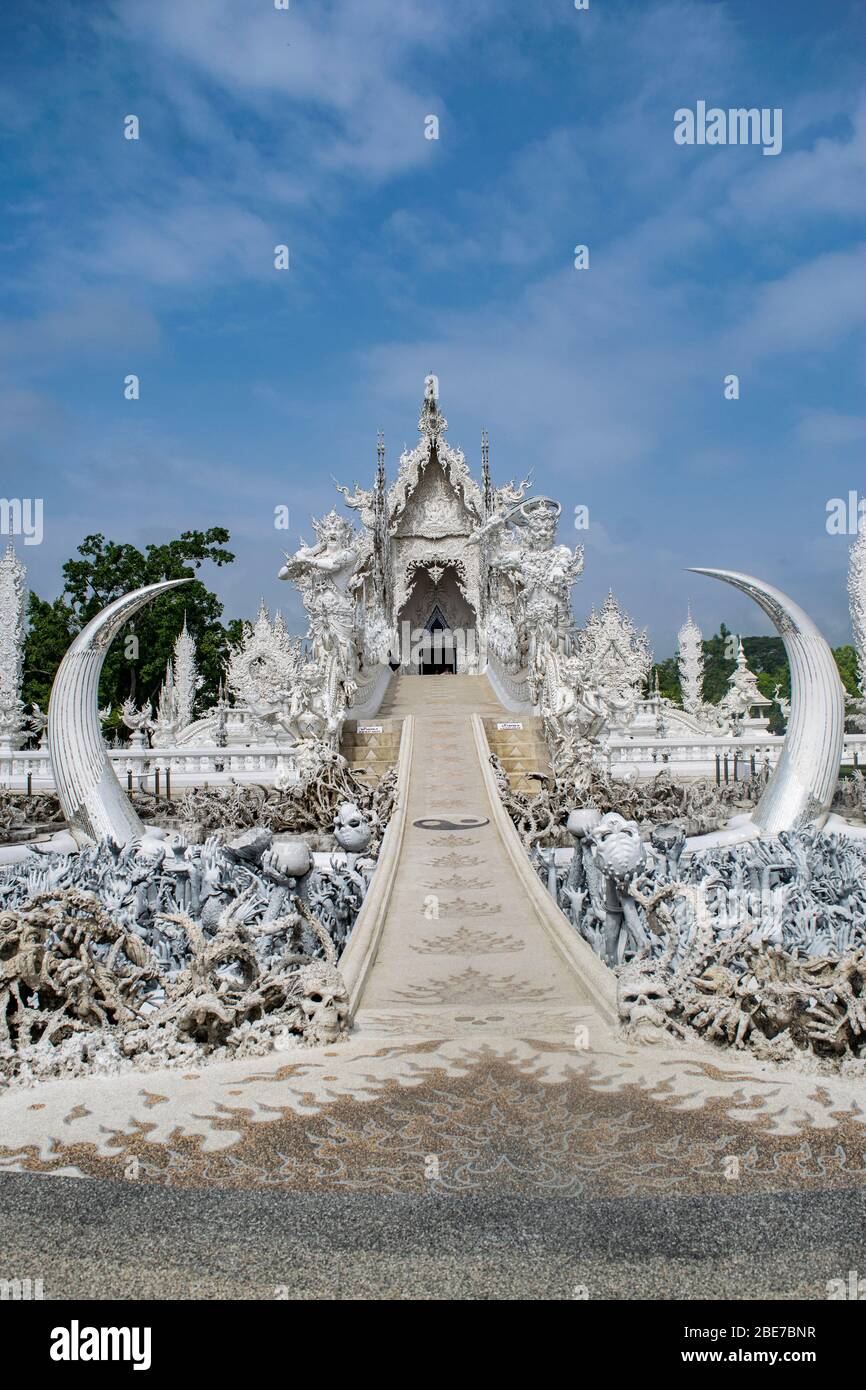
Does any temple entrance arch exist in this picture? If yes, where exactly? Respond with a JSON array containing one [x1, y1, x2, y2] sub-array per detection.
[[396, 561, 477, 674]]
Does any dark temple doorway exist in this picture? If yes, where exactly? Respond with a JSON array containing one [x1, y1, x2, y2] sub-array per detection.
[[420, 608, 455, 674]]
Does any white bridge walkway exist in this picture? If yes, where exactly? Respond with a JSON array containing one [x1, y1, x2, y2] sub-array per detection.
[[350, 675, 610, 1041]]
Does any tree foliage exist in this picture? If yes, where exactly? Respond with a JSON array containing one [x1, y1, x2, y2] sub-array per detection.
[[23, 530, 236, 719], [832, 644, 860, 698], [651, 656, 681, 703], [653, 624, 859, 736]]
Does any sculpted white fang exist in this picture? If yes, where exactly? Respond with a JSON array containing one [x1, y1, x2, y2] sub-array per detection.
[[47, 579, 191, 845]]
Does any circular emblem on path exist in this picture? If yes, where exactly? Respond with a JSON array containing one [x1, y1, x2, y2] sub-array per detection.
[[413, 817, 490, 831]]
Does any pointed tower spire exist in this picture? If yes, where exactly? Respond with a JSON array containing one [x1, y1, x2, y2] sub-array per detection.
[[419, 373, 446, 438], [481, 429, 492, 519], [677, 606, 705, 714], [719, 639, 773, 723], [848, 519, 866, 697]]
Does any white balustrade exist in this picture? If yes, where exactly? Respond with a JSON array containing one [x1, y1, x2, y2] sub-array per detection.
[[3, 732, 865, 793]]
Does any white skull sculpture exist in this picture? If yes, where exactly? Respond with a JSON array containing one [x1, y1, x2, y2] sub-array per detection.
[[296, 962, 349, 1044]]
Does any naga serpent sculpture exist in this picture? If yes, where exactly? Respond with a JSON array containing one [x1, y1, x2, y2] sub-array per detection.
[[47, 579, 191, 845], [690, 568, 845, 837]]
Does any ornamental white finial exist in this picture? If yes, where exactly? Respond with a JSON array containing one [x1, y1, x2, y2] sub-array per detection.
[[848, 520, 866, 697], [677, 607, 705, 714]]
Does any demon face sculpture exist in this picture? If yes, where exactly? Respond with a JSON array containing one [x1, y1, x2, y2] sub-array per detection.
[[617, 958, 676, 1045]]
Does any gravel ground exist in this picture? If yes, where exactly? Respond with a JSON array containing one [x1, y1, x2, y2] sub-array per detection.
[[2, 1171, 863, 1301]]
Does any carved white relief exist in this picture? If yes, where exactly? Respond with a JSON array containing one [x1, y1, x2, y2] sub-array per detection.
[[0, 542, 27, 750], [677, 608, 705, 715], [150, 617, 204, 748]]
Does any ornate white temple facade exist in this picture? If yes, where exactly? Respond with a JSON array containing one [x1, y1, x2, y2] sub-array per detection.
[[336, 377, 536, 679], [174, 375, 592, 756], [3, 378, 866, 792]]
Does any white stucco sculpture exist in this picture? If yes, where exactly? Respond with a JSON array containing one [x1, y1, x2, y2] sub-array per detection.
[[0, 542, 27, 753], [690, 568, 845, 837], [47, 579, 191, 845], [150, 616, 203, 747], [277, 509, 362, 743]]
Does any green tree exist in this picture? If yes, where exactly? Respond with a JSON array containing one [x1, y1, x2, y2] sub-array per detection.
[[701, 623, 737, 703], [651, 656, 681, 702], [832, 643, 861, 698], [653, 626, 862, 736], [23, 529, 235, 718]]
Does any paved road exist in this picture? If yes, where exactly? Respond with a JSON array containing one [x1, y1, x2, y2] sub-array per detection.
[[1, 1170, 862, 1300]]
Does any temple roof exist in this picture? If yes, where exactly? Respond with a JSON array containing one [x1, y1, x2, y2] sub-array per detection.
[[387, 378, 484, 532]]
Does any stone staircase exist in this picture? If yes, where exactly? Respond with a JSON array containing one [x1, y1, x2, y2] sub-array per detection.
[[340, 717, 403, 780], [483, 715, 552, 794], [344, 675, 552, 792]]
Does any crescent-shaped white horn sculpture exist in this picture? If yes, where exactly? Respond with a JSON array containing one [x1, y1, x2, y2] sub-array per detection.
[[47, 579, 191, 846], [690, 568, 844, 834]]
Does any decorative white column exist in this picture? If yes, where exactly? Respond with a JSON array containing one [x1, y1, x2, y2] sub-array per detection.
[[677, 607, 705, 714], [173, 615, 202, 730], [848, 522, 866, 696], [0, 542, 26, 752]]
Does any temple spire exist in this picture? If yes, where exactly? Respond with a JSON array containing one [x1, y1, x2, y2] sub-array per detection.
[[419, 373, 447, 438], [481, 429, 492, 518], [373, 429, 388, 609], [677, 606, 705, 714]]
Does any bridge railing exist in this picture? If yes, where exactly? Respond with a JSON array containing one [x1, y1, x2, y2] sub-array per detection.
[[482, 653, 534, 711]]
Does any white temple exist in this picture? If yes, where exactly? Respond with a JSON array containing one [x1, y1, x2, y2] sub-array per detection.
[[3, 377, 866, 793]]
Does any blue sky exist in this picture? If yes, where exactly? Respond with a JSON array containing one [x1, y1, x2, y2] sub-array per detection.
[[1, 0, 865, 653]]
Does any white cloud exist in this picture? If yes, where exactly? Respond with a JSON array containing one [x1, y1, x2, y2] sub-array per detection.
[[726, 100, 866, 227], [108, 0, 482, 184], [796, 410, 866, 447], [725, 243, 866, 361], [76, 193, 275, 288], [0, 294, 160, 365]]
